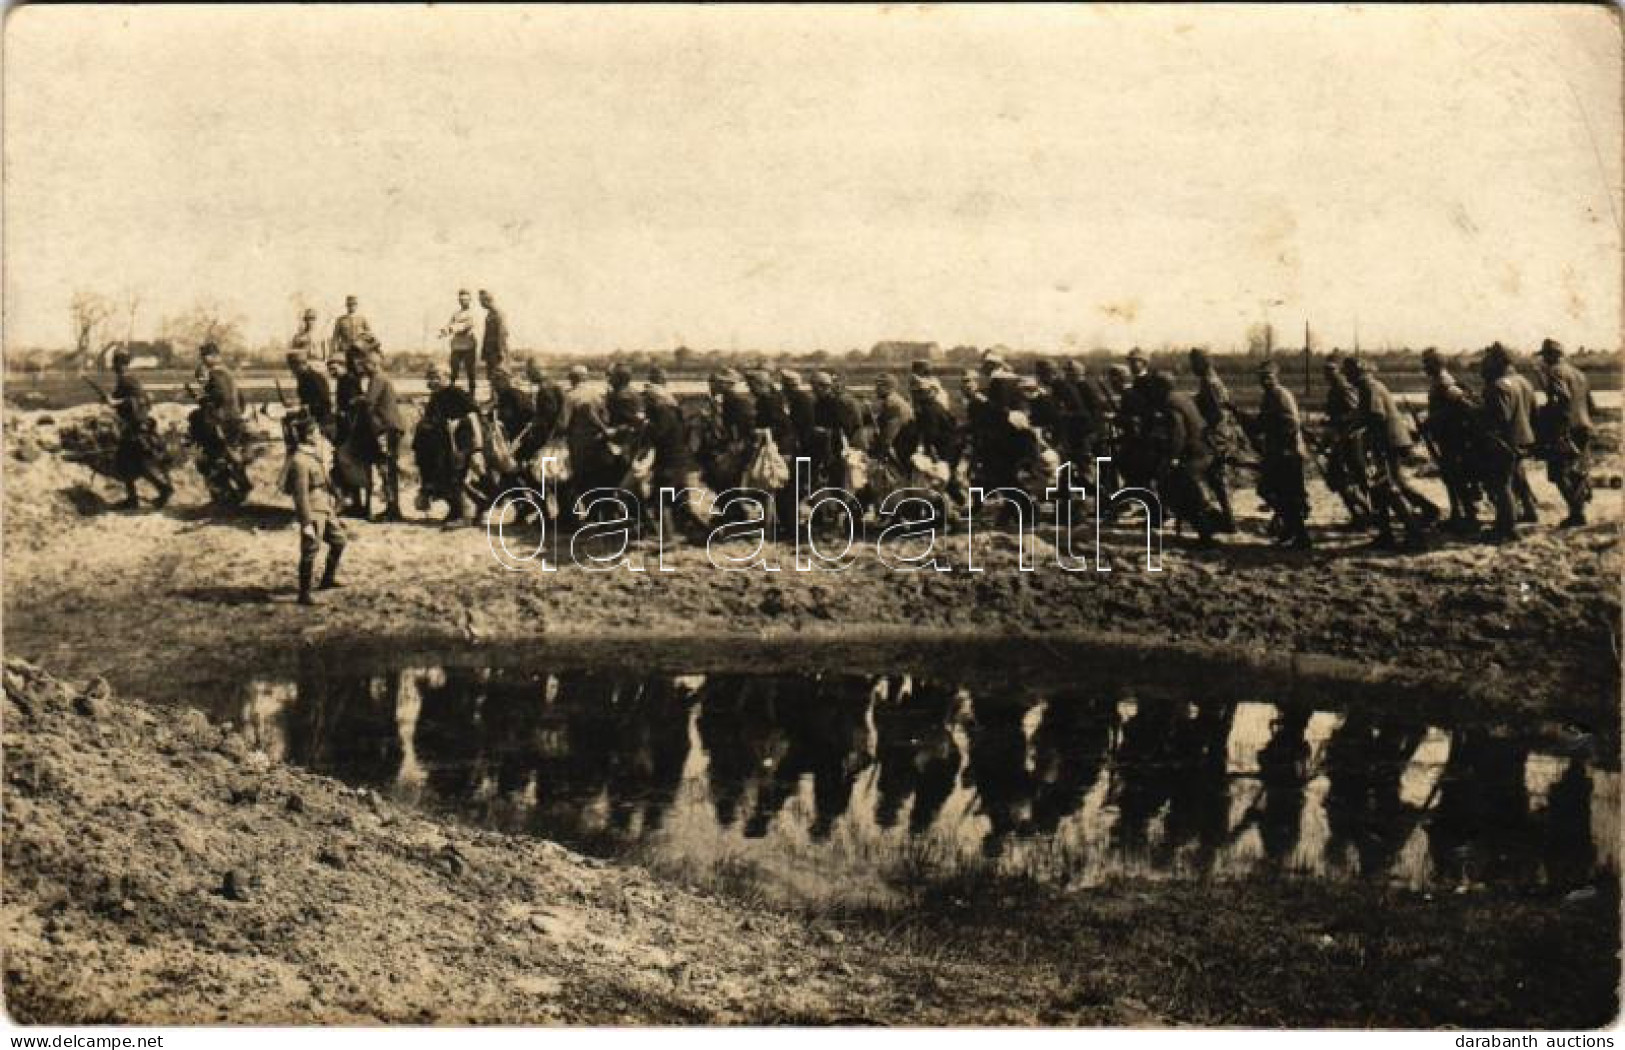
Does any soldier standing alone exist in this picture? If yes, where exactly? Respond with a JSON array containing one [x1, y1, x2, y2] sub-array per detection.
[[285, 413, 348, 605], [1535, 339, 1593, 527]]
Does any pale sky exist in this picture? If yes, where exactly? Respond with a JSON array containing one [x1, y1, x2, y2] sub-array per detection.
[[4, 4, 1621, 354]]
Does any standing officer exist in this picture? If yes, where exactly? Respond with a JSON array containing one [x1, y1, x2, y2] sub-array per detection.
[[1343, 357, 1438, 548], [332, 295, 373, 369], [479, 290, 509, 385], [290, 307, 328, 361], [440, 289, 480, 397]]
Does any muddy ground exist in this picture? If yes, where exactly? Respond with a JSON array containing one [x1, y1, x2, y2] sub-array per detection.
[[4, 660, 1618, 1026], [2, 407, 1621, 1025]]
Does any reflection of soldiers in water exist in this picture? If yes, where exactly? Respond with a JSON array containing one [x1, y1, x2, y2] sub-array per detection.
[[413, 666, 490, 801], [479, 671, 548, 797], [745, 676, 874, 840], [604, 676, 692, 834], [285, 664, 403, 789], [696, 676, 794, 829], [873, 679, 962, 835], [1110, 697, 1184, 854], [528, 672, 621, 839], [963, 693, 1038, 858], [1543, 758, 1594, 891], [1322, 710, 1426, 878], [1228, 708, 1311, 869], [1159, 701, 1235, 871], [1029, 693, 1117, 837], [1427, 730, 1533, 886]]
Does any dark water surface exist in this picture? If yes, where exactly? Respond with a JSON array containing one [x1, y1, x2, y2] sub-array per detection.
[[206, 647, 1621, 910]]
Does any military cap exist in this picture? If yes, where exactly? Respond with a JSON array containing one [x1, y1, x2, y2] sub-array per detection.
[[303, 307, 318, 319], [524, 359, 545, 380], [779, 369, 803, 387], [1420, 347, 1442, 365], [567, 364, 590, 381], [199, 341, 221, 359], [809, 370, 834, 387], [1538, 338, 1565, 359], [1126, 348, 1148, 364], [111, 348, 132, 368], [1256, 359, 1279, 376], [910, 360, 934, 376], [1189, 347, 1212, 365], [647, 365, 668, 385], [1482, 342, 1513, 365], [426, 363, 447, 380]]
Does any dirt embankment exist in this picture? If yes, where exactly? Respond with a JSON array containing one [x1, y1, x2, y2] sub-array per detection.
[[5, 660, 1618, 1027], [3, 412, 1620, 716]]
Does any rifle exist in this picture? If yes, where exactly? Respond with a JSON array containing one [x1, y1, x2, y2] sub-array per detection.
[[82, 376, 111, 404], [1403, 402, 1443, 469]]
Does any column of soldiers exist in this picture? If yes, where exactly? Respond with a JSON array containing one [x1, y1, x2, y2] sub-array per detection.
[[103, 305, 1600, 601]]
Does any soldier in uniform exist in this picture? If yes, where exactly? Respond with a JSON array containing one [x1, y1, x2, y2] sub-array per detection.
[[284, 412, 348, 605], [1343, 356, 1438, 548], [1189, 348, 1241, 532], [705, 368, 758, 492], [332, 295, 373, 370], [1503, 352, 1544, 523], [560, 364, 611, 498], [479, 290, 509, 385], [1319, 353, 1372, 527], [781, 370, 820, 471], [1477, 342, 1536, 543], [810, 370, 861, 489], [1144, 371, 1218, 546], [199, 342, 246, 442], [487, 364, 531, 447], [1535, 339, 1593, 527], [439, 289, 479, 396], [1419, 348, 1482, 532], [871, 373, 917, 466], [358, 348, 406, 521], [290, 307, 328, 361], [105, 349, 174, 509], [286, 351, 335, 440], [421, 364, 483, 528], [1250, 361, 1311, 549], [518, 359, 566, 459], [909, 370, 961, 465]]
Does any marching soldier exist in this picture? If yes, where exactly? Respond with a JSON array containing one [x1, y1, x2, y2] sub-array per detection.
[[1419, 348, 1482, 532], [286, 351, 335, 440], [519, 359, 566, 459], [1144, 371, 1219, 547], [1535, 339, 1593, 527], [1478, 342, 1536, 543], [285, 412, 348, 605], [105, 349, 174, 509], [1343, 356, 1438, 548], [781, 370, 820, 469], [1189, 348, 1241, 532], [1319, 354, 1371, 527], [422, 363, 483, 528], [1504, 353, 1544, 524], [871, 373, 917, 466], [358, 348, 405, 521], [1251, 361, 1311, 549]]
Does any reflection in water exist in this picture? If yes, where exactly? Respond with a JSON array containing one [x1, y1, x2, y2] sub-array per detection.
[[235, 661, 1620, 908]]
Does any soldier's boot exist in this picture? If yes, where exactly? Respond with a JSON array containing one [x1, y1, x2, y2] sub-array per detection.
[[318, 546, 345, 590], [297, 553, 318, 606], [153, 479, 174, 509], [118, 483, 141, 510]]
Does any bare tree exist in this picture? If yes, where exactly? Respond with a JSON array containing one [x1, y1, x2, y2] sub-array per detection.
[[68, 291, 114, 371], [159, 297, 249, 361]]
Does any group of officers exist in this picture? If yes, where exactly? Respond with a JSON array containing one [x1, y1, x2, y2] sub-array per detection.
[[98, 294, 1599, 602]]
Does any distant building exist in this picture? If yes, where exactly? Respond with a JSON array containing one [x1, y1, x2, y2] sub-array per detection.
[[869, 340, 940, 362]]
